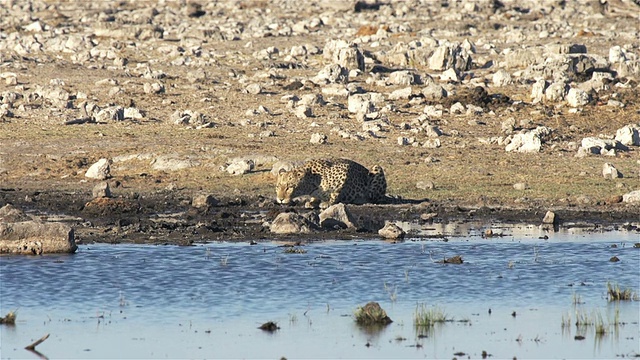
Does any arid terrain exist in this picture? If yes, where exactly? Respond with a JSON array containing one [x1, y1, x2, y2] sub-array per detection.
[[0, 0, 639, 244]]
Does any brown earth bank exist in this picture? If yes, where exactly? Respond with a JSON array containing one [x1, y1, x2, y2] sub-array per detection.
[[1, 1, 640, 245]]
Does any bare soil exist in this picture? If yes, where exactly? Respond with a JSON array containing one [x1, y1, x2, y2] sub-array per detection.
[[0, 1, 639, 244]]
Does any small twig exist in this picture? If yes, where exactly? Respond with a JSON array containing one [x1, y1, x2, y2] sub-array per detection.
[[25, 333, 50, 350]]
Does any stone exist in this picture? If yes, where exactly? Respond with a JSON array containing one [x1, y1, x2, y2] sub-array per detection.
[[530, 79, 547, 103], [450, 102, 465, 115], [615, 124, 640, 146], [151, 156, 196, 171], [171, 110, 205, 125], [319, 203, 357, 229], [387, 71, 416, 86], [299, 93, 326, 107], [294, 105, 312, 119], [314, 64, 349, 84], [323, 40, 364, 71], [123, 107, 144, 119], [92, 181, 112, 198], [580, 137, 626, 154], [428, 42, 472, 72], [492, 69, 512, 86], [246, 83, 262, 95], [270, 212, 316, 234], [609, 46, 627, 63], [0, 221, 77, 255], [566, 88, 590, 107], [505, 127, 551, 153], [622, 190, 640, 203], [388, 87, 413, 100], [602, 163, 622, 179], [513, 183, 528, 190], [95, 106, 125, 122], [348, 94, 375, 114], [416, 181, 435, 190], [545, 81, 567, 102], [378, 222, 405, 239], [0, 204, 31, 223], [542, 211, 556, 225], [270, 161, 296, 176], [310, 133, 327, 144], [422, 139, 441, 148], [85, 158, 111, 180], [421, 83, 447, 100], [226, 159, 254, 175], [192, 194, 218, 209], [143, 82, 165, 94], [440, 68, 459, 82]]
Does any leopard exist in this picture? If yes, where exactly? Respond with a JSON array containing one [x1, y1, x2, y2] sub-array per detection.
[[276, 158, 387, 207]]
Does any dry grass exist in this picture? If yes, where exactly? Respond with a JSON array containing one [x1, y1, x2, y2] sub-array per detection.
[[0, 310, 17, 325], [607, 282, 639, 301]]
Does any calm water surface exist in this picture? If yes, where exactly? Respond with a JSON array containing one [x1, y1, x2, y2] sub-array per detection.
[[1, 226, 639, 359]]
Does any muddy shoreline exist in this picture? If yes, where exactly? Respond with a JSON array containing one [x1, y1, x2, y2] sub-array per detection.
[[2, 186, 638, 246]]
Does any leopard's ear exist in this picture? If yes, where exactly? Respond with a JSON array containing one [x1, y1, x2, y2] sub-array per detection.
[[278, 168, 288, 175]]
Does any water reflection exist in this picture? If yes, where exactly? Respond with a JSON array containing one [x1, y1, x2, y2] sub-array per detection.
[[1, 230, 639, 359]]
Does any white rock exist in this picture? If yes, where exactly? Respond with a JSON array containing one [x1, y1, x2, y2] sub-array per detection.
[[440, 68, 459, 82], [542, 211, 556, 224], [310, 133, 327, 144], [530, 79, 547, 103], [566, 88, 590, 107], [421, 83, 447, 100], [422, 139, 441, 148], [387, 71, 415, 86], [388, 87, 412, 100], [505, 127, 551, 153], [622, 190, 640, 203], [602, 163, 622, 179], [123, 107, 144, 119], [92, 181, 111, 198], [294, 105, 313, 118], [319, 204, 357, 229], [299, 93, 325, 106], [226, 159, 254, 175], [492, 69, 512, 86], [95, 106, 124, 122], [151, 156, 197, 171], [143, 82, 164, 94], [545, 82, 567, 102], [348, 94, 375, 114], [314, 63, 349, 84], [450, 102, 465, 115], [378, 222, 405, 239], [270, 161, 296, 176], [580, 137, 622, 153], [270, 212, 315, 234], [85, 159, 110, 180], [423, 105, 443, 117], [246, 83, 262, 95], [615, 124, 640, 146], [609, 46, 626, 63]]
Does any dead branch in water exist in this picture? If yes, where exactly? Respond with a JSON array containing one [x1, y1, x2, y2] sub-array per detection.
[[25, 333, 50, 351]]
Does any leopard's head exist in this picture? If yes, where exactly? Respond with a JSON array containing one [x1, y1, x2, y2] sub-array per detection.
[[276, 167, 310, 204]]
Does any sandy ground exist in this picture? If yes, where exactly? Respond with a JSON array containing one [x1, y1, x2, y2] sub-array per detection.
[[0, 0, 639, 244]]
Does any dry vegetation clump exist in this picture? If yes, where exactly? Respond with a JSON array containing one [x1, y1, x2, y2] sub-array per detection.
[[606, 282, 639, 301]]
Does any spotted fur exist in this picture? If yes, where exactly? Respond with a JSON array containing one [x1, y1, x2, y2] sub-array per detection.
[[276, 158, 387, 207]]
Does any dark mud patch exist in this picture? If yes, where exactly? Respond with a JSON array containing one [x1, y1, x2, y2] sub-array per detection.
[[1, 188, 638, 245]]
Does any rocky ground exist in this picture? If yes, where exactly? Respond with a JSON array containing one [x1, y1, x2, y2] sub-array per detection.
[[1, 0, 639, 245]]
